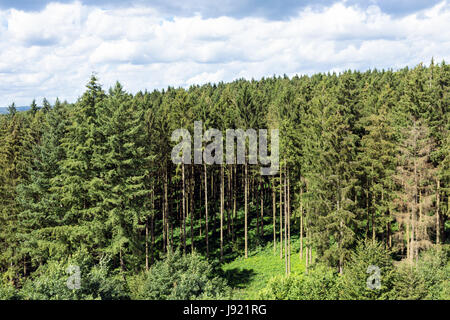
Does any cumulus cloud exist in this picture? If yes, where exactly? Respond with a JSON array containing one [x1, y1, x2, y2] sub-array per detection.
[[0, 0, 449, 106]]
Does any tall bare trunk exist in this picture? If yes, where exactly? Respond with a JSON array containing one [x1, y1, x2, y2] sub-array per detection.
[[436, 178, 440, 244], [287, 167, 291, 274], [366, 187, 369, 240], [305, 227, 309, 273], [309, 239, 312, 264], [233, 164, 237, 244], [284, 163, 288, 274], [190, 165, 194, 251], [227, 165, 232, 237], [204, 163, 209, 258], [182, 163, 186, 254], [151, 188, 155, 265], [164, 170, 169, 253], [220, 164, 224, 260], [260, 178, 264, 238], [279, 167, 283, 259], [272, 178, 276, 254], [245, 161, 248, 259], [256, 177, 260, 237], [300, 185, 303, 260], [151, 213, 154, 265], [145, 216, 149, 271], [170, 222, 173, 253], [119, 248, 124, 271], [372, 186, 375, 244]]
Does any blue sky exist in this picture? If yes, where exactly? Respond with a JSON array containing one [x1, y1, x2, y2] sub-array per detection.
[[0, 1, 444, 19], [0, 0, 449, 106]]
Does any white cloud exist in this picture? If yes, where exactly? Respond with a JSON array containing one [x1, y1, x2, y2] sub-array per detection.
[[0, 0, 449, 106], [7, 2, 83, 46]]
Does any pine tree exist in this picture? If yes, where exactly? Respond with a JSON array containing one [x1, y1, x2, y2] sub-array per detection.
[[0, 111, 34, 282], [393, 119, 437, 263], [90, 82, 149, 272], [17, 99, 69, 267], [52, 75, 106, 258]]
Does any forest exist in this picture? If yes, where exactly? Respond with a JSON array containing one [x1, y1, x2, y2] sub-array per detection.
[[0, 60, 449, 300]]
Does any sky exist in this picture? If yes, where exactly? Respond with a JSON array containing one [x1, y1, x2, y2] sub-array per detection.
[[0, 0, 449, 106]]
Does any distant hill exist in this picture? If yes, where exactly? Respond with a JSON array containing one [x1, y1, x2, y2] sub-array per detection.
[[0, 106, 30, 114]]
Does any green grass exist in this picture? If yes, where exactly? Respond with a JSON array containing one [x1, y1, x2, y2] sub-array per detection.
[[158, 199, 311, 299], [222, 237, 308, 299]]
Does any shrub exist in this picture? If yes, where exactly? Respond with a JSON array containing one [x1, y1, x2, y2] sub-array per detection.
[[0, 282, 19, 300], [134, 250, 230, 300], [415, 246, 449, 300], [258, 264, 339, 300], [339, 240, 395, 300], [390, 261, 427, 300], [389, 246, 449, 300], [19, 251, 129, 300]]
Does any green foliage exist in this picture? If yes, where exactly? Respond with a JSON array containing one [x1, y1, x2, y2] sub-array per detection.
[[339, 240, 395, 299], [133, 250, 230, 300], [0, 62, 448, 300], [415, 246, 450, 300], [19, 251, 129, 300], [258, 264, 339, 300], [222, 241, 306, 299], [390, 262, 427, 300], [0, 282, 18, 300]]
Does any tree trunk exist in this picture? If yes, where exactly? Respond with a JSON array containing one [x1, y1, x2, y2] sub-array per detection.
[[309, 240, 312, 264], [256, 177, 260, 237], [245, 160, 248, 259], [436, 178, 440, 244], [338, 199, 343, 275], [151, 211, 154, 265], [372, 187, 375, 243], [120, 248, 125, 271], [366, 186, 369, 240], [233, 164, 237, 244], [260, 178, 264, 239], [151, 188, 155, 265], [272, 178, 276, 254], [284, 163, 288, 274], [145, 217, 149, 271], [199, 167, 202, 238], [279, 167, 283, 259], [305, 227, 309, 274], [220, 164, 224, 260], [287, 166, 291, 274], [182, 163, 186, 254], [204, 163, 209, 258], [162, 177, 166, 253], [170, 222, 173, 253], [227, 165, 232, 237], [300, 185, 303, 260], [190, 165, 194, 252], [164, 170, 169, 253]]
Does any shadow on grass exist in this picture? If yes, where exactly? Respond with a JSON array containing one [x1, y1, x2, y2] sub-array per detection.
[[223, 267, 256, 289]]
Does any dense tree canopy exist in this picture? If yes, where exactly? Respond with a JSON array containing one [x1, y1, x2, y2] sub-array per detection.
[[0, 61, 448, 299]]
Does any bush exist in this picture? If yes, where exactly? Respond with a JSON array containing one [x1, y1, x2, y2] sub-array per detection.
[[19, 251, 129, 300], [133, 250, 230, 300], [390, 261, 427, 300], [389, 246, 449, 300], [0, 282, 19, 300], [258, 264, 339, 300], [415, 246, 449, 300], [339, 240, 395, 300]]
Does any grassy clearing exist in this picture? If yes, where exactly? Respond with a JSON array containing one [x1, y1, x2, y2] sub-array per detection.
[[222, 236, 308, 299]]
